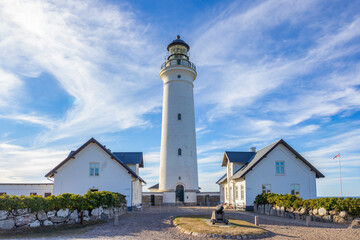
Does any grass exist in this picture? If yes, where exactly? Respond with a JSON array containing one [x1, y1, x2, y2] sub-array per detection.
[[174, 215, 267, 236], [0, 221, 104, 239]]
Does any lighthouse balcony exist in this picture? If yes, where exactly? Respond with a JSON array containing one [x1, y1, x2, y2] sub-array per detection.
[[161, 59, 196, 71]]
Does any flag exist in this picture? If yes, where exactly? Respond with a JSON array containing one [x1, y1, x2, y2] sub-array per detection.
[[333, 153, 340, 159]]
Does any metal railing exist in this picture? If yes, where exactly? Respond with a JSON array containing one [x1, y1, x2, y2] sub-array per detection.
[[161, 59, 196, 71]]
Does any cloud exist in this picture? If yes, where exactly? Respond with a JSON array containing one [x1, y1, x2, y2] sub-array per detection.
[[0, 0, 163, 144], [0, 142, 68, 182], [0, 69, 22, 107]]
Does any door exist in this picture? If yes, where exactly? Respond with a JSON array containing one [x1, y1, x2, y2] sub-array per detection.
[[151, 194, 155, 206], [176, 185, 184, 202]]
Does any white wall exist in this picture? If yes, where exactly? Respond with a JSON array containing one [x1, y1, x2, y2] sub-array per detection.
[[53, 143, 134, 206], [132, 179, 142, 206], [0, 184, 53, 196], [159, 65, 199, 204], [245, 144, 317, 207]]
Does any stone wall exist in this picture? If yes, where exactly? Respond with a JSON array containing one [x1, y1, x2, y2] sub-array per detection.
[[0, 205, 127, 230], [196, 195, 220, 206], [142, 194, 163, 206], [254, 204, 356, 224]]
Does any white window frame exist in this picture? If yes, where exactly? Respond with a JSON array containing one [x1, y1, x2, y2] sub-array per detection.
[[290, 184, 300, 197], [276, 161, 285, 175], [262, 184, 271, 193], [235, 186, 239, 200], [90, 162, 100, 176]]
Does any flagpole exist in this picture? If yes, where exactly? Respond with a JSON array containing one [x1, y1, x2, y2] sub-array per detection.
[[338, 154, 343, 197]]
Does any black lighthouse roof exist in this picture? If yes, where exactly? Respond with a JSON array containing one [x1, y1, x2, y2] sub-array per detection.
[[167, 35, 190, 51]]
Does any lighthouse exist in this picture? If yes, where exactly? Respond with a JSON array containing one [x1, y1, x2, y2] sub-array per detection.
[[158, 35, 199, 205]]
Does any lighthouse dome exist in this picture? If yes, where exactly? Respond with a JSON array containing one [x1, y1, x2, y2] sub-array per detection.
[[167, 35, 190, 51]]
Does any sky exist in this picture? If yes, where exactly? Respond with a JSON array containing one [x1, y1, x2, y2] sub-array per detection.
[[0, 0, 359, 196]]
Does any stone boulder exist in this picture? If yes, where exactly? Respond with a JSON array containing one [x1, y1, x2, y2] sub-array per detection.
[[318, 207, 327, 216], [15, 213, 36, 226], [47, 210, 56, 218], [37, 210, 48, 221], [322, 215, 332, 223], [57, 209, 69, 218], [270, 207, 277, 216], [0, 210, 8, 220], [29, 220, 41, 228], [68, 210, 79, 222], [0, 218, 15, 230], [299, 207, 307, 215], [339, 211, 348, 218], [312, 209, 318, 215], [91, 207, 103, 217], [12, 208, 28, 216], [43, 220, 54, 226], [50, 216, 66, 223], [348, 218, 360, 229], [329, 210, 337, 215]]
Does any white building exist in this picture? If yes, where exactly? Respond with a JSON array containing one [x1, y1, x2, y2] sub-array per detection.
[[152, 35, 199, 205], [45, 137, 145, 209], [0, 183, 53, 197], [0, 137, 146, 210], [217, 139, 324, 210]]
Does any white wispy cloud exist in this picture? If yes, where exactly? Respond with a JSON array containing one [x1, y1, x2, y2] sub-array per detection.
[[0, 0, 162, 145]]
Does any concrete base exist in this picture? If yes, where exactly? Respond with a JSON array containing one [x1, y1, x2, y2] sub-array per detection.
[[184, 191, 197, 205], [163, 191, 176, 204]]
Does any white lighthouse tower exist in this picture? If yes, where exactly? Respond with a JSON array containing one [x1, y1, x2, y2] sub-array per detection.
[[159, 35, 199, 205]]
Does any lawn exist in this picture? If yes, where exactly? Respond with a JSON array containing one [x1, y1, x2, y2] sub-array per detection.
[[174, 215, 267, 236]]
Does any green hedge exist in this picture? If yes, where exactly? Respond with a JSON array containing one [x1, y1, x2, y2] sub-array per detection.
[[254, 193, 360, 217], [0, 191, 126, 212]]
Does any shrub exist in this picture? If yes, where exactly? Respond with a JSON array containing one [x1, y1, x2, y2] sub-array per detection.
[[0, 191, 126, 212], [254, 193, 360, 217]]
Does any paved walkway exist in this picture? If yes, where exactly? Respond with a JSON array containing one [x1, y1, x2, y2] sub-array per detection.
[[13, 207, 360, 240]]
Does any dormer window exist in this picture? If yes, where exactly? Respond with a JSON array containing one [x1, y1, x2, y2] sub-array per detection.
[[178, 148, 182, 156], [90, 163, 99, 176], [178, 113, 181, 120]]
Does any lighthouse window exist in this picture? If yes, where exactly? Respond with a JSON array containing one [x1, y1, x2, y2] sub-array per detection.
[[178, 148, 182, 156], [178, 113, 181, 120], [177, 75, 181, 78]]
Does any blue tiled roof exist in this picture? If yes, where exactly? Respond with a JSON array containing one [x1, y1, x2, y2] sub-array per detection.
[[216, 173, 227, 184], [113, 152, 144, 167], [225, 151, 256, 163]]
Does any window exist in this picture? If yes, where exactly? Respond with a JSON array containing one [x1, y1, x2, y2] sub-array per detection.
[[225, 187, 228, 200], [90, 189, 98, 192], [291, 184, 300, 197], [0, 192, 6, 196], [262, 184, 271, 193], [240, 185, 244, 200], [235, 186, 239, 200], [44, 192, 52, 198], [30, 192, 37, 196], [276, 161, 285, 175], [177, 113, 181, 120], [178, 148, 182, 156], [90, 163, 99, 176]]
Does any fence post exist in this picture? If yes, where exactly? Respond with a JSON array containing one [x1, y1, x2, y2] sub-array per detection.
[[170, 216, 174, 226], [114, 212, 119, 226], [306, 216, 311, 226], [255, 216, 259, 226], [81, 210, 84, 225]]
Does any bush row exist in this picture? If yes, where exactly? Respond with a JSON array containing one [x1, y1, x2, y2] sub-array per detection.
[[0, 191, 126, 212], [254, 193, 360, 217]]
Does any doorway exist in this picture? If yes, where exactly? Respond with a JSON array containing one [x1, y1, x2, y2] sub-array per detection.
[[176, 185, 184, 202]]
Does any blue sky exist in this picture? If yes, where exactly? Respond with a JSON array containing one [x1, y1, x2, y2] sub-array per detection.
[[0, 0, 359, 196]]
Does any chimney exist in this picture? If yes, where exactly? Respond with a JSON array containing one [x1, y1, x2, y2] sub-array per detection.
[[250, 147, 256, 152]]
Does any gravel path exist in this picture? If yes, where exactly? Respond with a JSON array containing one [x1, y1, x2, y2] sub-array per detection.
[[12, 207, 360, 240]]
